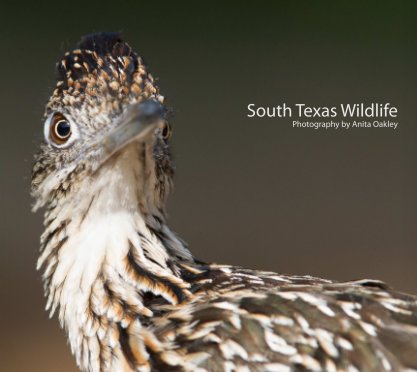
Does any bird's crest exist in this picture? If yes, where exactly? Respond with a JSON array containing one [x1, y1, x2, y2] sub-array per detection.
[[77, 32, 134, 58], [51, 32, 156, 108]]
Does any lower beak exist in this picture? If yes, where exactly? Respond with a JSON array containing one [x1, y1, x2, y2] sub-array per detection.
[[101, 99, 167, 159]]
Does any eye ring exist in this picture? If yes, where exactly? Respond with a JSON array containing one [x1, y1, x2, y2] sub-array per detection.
[[50, 113, 71, 144], [161, 122, 172, 140], [45, 112, 77, 147], [53, 120, 71, 141]]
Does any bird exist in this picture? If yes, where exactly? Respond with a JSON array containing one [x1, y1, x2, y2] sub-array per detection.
[[32, 32, 417, 372]]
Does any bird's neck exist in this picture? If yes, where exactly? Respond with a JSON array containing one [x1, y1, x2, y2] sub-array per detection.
[[37, 147, 195, 371]]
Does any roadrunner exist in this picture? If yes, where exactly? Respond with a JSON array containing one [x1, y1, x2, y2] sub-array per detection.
[[32, 33, 417, 372]]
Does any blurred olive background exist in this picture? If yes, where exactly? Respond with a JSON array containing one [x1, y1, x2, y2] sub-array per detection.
[[1, 1, 417, 371]]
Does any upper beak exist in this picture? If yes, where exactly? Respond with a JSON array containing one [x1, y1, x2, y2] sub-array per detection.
[[101, 99, 167, 159]]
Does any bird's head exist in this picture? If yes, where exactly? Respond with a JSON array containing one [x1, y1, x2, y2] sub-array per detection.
[[32, 32, 173, 215]]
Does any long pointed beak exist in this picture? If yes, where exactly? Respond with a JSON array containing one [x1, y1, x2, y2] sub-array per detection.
[[101, 99, 167, 159]]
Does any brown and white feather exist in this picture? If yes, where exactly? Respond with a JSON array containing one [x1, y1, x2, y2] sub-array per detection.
[[32, 33, 417, 372]]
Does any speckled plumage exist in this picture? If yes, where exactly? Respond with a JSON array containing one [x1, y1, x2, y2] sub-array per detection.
[[32, 33, 417, 372]]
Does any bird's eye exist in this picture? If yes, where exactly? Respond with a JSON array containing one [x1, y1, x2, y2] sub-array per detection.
[[161, 123, 172, 140], [49, 113, 72, 145]]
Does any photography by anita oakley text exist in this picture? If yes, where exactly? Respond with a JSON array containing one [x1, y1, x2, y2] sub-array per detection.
[[247, 103, 399, 130]]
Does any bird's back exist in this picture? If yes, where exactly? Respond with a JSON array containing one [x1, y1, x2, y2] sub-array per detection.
[[145, 264, 417, 371]]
